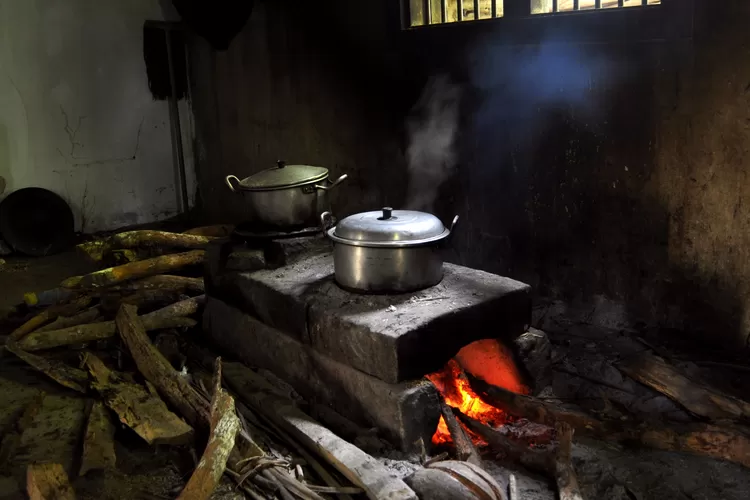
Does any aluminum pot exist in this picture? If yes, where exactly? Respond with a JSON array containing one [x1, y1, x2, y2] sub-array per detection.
[[321, 207, 458, 294], [225, 161, 347, 227]]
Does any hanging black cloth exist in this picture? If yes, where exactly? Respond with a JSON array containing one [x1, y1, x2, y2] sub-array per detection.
[[171, 0, 254, 50]]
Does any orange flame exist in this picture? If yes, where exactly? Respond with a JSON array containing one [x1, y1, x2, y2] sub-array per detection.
[[426, 339, 529, 446]]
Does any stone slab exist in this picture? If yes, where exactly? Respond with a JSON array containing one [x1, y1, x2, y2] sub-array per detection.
[[210, 251, 532, 383], [203, 298, 440, 454]]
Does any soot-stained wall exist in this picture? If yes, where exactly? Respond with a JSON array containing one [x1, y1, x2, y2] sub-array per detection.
[[191, 0, 750, 350]]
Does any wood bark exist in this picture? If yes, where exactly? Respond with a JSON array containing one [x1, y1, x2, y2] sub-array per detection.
[[554, 423, 584, 500], [83, 353, 194, 445], [115, 304, 210, 427], [5, 342, 88, 393], [19, 296, 203, 351], [177, 359, 240, 500], [79, 401, 117, 476], [103, 275, 204, 294], [618, 353, 750, 421], [440, 400, 482, 467], [27, 463, 76, 500], [61, 250, 205, 289], [78, 231, 215, 262]]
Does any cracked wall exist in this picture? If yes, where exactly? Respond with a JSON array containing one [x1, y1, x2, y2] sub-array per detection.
[[0, 0, 196, 232]]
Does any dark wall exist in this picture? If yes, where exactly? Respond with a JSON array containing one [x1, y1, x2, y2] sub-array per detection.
[[190, 0, 750, 350]]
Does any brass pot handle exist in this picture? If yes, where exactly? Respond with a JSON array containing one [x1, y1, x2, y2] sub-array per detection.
[[315, 174, 348, 191], [225, 175, 241, 192]]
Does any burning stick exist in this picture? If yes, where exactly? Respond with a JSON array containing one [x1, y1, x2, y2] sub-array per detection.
[[439, 400, 482, 467]]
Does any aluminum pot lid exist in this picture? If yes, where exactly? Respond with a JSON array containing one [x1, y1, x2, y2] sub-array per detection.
[[236, 161, 329, 191], [330, 207, 449, 247]]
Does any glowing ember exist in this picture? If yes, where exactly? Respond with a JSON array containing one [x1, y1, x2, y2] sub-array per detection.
[[426, 339, 529, 446]]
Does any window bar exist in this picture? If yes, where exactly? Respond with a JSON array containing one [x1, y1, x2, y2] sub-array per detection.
[[641, 0, 647, 4], [595, 0, 601, 8], [573, 0, 579, 9], [474, 0, 480, 19], [552, 0, 558, 13], [441, 0, 447, 22], [618, 0, 624, 6], [457, 0, 464, 21], [491, 0, 497, 17], [423, 0, 431, 24]]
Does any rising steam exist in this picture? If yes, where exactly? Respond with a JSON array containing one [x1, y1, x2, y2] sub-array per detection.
[[405, 75, 462, 211]]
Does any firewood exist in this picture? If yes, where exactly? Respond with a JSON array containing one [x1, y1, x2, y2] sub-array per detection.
[[508, 474, 518, 500], [184, 225, 234, 237], [99, 289, 187, 313], [8, 295, 92, 342], [554, 423, 584, 500], [18, 296, 203, 351], [83, 352, 194, 445], [35, 307, 101, 334], [79, 401, 117, 476], [61, 250, 205, 290], [115, 304, 210, 427], [77, 231, 215, 262], [103, 275, 204, 294], [456, 411, 553, 473], [27, 463, 76, 500], [5, 342, 88, 393], [224, 388, 417, 500], [440, 400, 482, 467], [177, 359, 240, 500], [618, 353, 750, 421], [0, 392, 46, 468]]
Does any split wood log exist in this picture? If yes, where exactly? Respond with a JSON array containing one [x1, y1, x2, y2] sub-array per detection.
[[440, 400, 482, 467], [27, 463, 76, 500], [426, 461, 507, 500], [35, 307, 101, 334], [473, 377, 750, 469], [5, 342, 88, 393], [79, 401, 117, 476], [100, 289, 187, 313], [508, 474, 518, 500], [115, 304, 210, 427], [554, 423, 584, 500], [61, 250, 205, 290], [618, 353, 750, 422], [18, 295, 204, 351], [225, 389, 417, 500], [8, 295, 92, 342], [184, 225, 234, 237], [0, 392, 46, 468], [83, 353, 193, 445], [103, 275, 204, 294], [177, 359, 240, 500], [77, 231, 215, 262]]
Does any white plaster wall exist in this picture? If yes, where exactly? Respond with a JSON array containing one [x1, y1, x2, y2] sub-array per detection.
[[0, 0, 195, 233]]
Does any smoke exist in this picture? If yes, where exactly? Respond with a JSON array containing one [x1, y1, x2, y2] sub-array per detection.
[[404, 75, 462, 212]]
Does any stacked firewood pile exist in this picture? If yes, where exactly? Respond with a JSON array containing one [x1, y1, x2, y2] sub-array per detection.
[[1, 227, 417, 500]]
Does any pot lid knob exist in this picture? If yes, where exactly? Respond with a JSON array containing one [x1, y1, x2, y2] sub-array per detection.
[[380, 207, 393, 220], [276, 160, 286, 169]]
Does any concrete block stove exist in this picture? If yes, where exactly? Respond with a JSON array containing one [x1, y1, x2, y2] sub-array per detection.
[[203, 234, 531, 454]]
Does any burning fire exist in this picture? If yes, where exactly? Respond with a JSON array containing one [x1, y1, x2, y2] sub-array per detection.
[[426, 339, 529, 446]]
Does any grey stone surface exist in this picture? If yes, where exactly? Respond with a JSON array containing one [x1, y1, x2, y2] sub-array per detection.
[[203, 297, 440, 454], [211, 251, 531, 382]]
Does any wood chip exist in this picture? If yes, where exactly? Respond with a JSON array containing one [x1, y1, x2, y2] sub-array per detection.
[[27, 463, 76, 500], [5, 342, 88, 393], [79, 401, 117, 476]]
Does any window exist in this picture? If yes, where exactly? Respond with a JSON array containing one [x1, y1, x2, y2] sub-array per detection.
[[531, 0, 661, 15], [407, 0, 504, 27]]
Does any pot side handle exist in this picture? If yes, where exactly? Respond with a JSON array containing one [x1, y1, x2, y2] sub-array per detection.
[[225, 175, 241, 192], [315, 174, 348, 191], [320, 211, 335, 237], [444, 215, 459, 244]]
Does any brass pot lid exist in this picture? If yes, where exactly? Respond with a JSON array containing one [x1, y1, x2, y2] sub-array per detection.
[[234, 161, 329, 191]]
